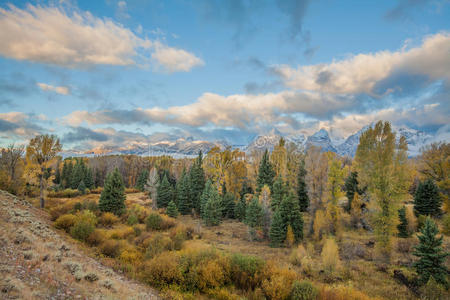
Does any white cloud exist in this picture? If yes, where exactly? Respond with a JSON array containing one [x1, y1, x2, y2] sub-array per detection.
[[37, 83, 70, 95], [152, 41, 204, 72], [0, 4, 203, 72], [274, 32, 450, 95]]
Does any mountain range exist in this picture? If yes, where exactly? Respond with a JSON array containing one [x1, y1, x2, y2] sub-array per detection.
[[65, 125, 445, 158]]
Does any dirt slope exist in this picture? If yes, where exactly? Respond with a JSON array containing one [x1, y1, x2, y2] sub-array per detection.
[[0, 190, 159, 300]]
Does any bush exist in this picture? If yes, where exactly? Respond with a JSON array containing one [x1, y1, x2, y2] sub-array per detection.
[[290, 244, 308, 266], [54, 214, 77, 232], [145, 233, 173, 259], [146, 213, 163, 230], [100, 240, 122, 258], [442, 214, 450, 236], [109, 226, 135, 240], [141, 251, 183, 288], [229, 253, 265, 290], [86, 229, 106, 246], [261, 264, 297, 300], [119, 248, 142, 265], [321, 237, 340, 274], [319, 285, 372, 300], [290, 280, 318, 300], [99, 212, 120, 227], [129, 204, 150, 223], [70, 210, 97, 242], [90, 187, 103, 194], [48, 188, 80, 198], [49, 204, 73, 221], [127, 214, 139, 226], [170, 226, 188, 250], [419, 276, 446, 300]]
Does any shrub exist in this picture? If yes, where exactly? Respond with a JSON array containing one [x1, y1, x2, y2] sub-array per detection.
[[442, 214, 450, 236], [54, 214, 77, 232], [127, 214, 139, 226], [145, 234, 173, 259], [290, 244, 308, 266], [161, 215, 177, 230], [196, 258, 228, 291], [99, 212, 120, 227], [49, 204, 72, 221], [48, 188, 80, 198], [109, 226, 135, 240], [229, 253, 265, 290], [321, 237, 340, 274], [70, 210, 97, 242], [129, 204, 150, 223], [170, 226, 188, 250], [419, 276, 446, 300], [146, 213, 163, 230], [86, 229, 106, 246], [119, 248, 142, 265], [100, 240, 122, 258], [261, 264, 297, 300], [396, 238, 413, 254], [141, 251, 183, 288], [319, 285, 372, 300], [290, 280, 318, 300]]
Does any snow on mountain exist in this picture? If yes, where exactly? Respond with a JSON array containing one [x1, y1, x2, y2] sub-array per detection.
[[245, 128, 284, 152], [305, 129, 336, 153], [335, 125, 370, 157]]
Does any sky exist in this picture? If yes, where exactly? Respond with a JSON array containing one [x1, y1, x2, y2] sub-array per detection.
[[0, 0, 449, 151]]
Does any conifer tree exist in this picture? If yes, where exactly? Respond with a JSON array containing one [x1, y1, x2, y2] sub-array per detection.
[[78, 180, 86, 195], [61, 160, 73, 188], [269, 209, 286, 247], [189, 151, 206, 213], [135, 169, 149, 191], [271, 176, 286, 211], [256, 149, 275, 193], [84, 168, 94, 189], [397, 206, 410, 238], [166, 200, 178, 218], [54, 163, 61, 185], [177, 169, 192, 215], [94, 168, 102, 187], [157, 174, 173, 208], [279, 193, 304, 242], [414, 179, 442, 217], [221, 192, 235, 219], [235, 195, 247, 221], [245, 197, 263, 228], [344, 171, 359, 212], [413, 217, 449, 287], [297, 159, 309, 212], [200, 179, 213, 217], [71, 160, 85, 189], [203, 185, 222, 226], [99, 168, 126, 216]]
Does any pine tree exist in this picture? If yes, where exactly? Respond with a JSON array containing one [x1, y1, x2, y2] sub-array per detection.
[[203, 185, 222, 226], [221, 192, 235, 219], [54, 163, 61, 185], [271, 176, 286, 211], [189, 151, 206, 213], [234, 195, 247, 221], [94, 168, 102, 187], [84, 168, 94, 189], [414, 179, 442, 217], [77, 180, 86, 195], [61, 160, 73, 188], [269, 209, 286, 247], [157, 175, 173, 208], [397, 206, 410, 238], [279, 193, 304, 242], [166, 200, 178, 218], [135, 169, 149, 191], [71, 160, 85, 189], [413, 217, 449, 287], [99, 168, 126, 216], [256, 149, 275, 193], [344, 171, 359, 212], [245, 197, 263, 228], [177, 169, 192, 215], [200, 179, 213, 217], [297, 159, 309, 212]]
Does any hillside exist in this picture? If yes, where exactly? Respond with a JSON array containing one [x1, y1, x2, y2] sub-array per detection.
[[0, 190, 159, 300]]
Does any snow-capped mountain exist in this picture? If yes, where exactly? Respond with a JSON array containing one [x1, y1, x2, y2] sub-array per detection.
[[305, 129, 336, 153], [335, 125, 370, 157], [245, 128, 283, 152]]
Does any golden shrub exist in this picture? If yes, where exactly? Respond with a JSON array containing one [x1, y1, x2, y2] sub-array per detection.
[[313, 210, 327, 240], [319, 285, 373, 300], [197, 259, 226, 291], [100, 239, 122, 258], [119, 248, 142, 265], [99, 212, 120, 227], [321, 237, 340, 274], [86, 229, 106, 246], [141, 251, 183, 288], [49, 204, 72, 221], [108, 226, 135, 240], [405, 205, 417, 234], [54, 214, 77, 232], [145, 233, 174, 259], [129, 204, 150, 223], [261, 263, 297, 300], [289, 244, 308, 266], [160, 215, 177, 230], [286, 225, 295, 248]]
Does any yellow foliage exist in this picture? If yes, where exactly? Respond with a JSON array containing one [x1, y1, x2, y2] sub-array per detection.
[[142, 251, 183, 288], [285, 225, 295, 248], [100, 239, 123, 258], [99, 212, 120, 227], [119, 248, 142, 265], [313, 210, 327, 240], [319, 285, 377, 300], [261, 262, 298, 300], [54, 214, 77, 232], [108, 226, 135, 240], [86, 229, 106, 246], [289, 244, 307, 266], [321, 237, 340, 274], [405, 205, 417, 234]]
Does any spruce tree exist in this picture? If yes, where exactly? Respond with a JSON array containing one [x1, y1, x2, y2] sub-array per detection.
[[203, 186, 222, 226], [157, 175, 173, 208], [61, 160, 73, 188], [413, 217, 449, 287], [397, 206, 410, 238], [297, 159, 309, 212], [177, 170, 192, 215], [200, 179, 213, 217], [245, 197, 263, 228], [94, 168, 102, 187], [344, 171, 359, 212], [71, 160, 85, 189], [256, 149, 275, 193], [84, 168, 94, 189], [135, 169, 149, 191], [78, 180, 86, 194], [414, 179, 442, 217], [221, 192, 235, 219], [54, 164, 61, 185], [271, 176, 286, 211], [234, 195, 247, 221], [99, 168, 126, 216], [279, 193, 304, 242], [189, 151, 206, 213], [269, 209, 286, 247], [166, 200, 179, 218]]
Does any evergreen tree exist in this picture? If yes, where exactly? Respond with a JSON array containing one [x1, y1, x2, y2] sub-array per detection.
[[269, 209, 286, 247], [135, 169, 149, 191], [413, 217, 449, 287], [77, 180, 86, 195], [166, 200, 179, 218], [84, 168, 94, 189], [157, 175, 173, 208], [271, 176, 286, 211], [200, 179, 213, 217], [71, 160, 85, 189], [234, 195, 247, 221], [189, 151, 206, 213], [397, 206, 410, 238], [61, 160, 73, 188], [54, 163, 61, 185], [245, 197, 263, 228], [94, 168, 102, 187], [177, 169, 192, 215], [279, 193, 304, 242], [203, 185, 222, 226], [414, 179, 442, 217], [297, 159, 309, 212], [344, 171, 359, 212], [256, 149, 275, 193], [221, 192, 235, 219], [99, 168, 126, 216]]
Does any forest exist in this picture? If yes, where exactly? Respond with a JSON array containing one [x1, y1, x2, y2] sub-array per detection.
[[0, 120, 448, 300]]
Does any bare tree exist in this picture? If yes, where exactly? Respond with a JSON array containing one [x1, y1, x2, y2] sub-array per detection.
[[1, 143, 25, 180], [145, 167, 159, 210]]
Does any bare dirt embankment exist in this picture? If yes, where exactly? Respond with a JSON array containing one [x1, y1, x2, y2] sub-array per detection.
[[0, 190, 159, 300]]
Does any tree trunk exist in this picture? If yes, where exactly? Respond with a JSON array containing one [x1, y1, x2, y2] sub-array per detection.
[[40, 167, 45, 209]]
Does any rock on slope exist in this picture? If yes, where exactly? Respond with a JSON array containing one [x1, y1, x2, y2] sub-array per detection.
[[0, 190, 159, 300]]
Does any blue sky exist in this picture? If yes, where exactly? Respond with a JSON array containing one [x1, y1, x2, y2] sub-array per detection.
[[0, 0, 449, 151]]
